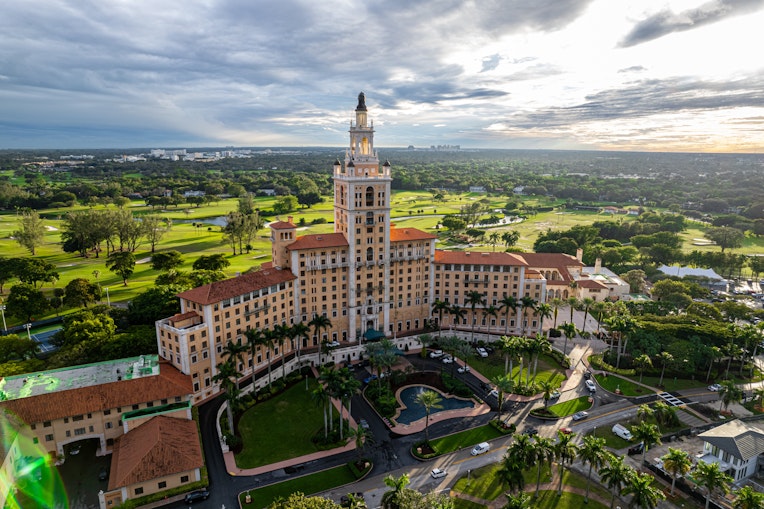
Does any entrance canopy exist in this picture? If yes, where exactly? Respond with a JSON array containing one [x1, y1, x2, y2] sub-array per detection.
[[362, 329, 385, 342]]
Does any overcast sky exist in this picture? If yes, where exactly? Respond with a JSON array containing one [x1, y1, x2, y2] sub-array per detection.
[[2, 0, 764, 152]]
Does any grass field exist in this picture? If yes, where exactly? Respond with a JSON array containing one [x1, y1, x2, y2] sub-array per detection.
[[594, 373, 653, 397], [234, 377, 332, 468], [546, 396, 592, 417], [467, 353, 567, 390], [238, 464, 357, 509], [428, 425, 504, 455]]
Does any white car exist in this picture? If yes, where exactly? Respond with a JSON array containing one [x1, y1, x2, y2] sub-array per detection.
[[429, 350, 444, 358], [708, 383, 723, 392], [471, 442, 490, 455], [476, 347, 488, 358], [457, 365, 471, 374], [442, 356, 454, 364], [585, 380, 596, 392], [430, 468, 447, 479], [549, 390, 561, 399], [572, 411, 589, 421], [327, 340, 340, 348]]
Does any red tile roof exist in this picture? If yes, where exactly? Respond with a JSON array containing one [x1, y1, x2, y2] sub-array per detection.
[[518, 252, 583, 269], [390, 228, 437, 242], [0, 362, 192, 424], [434, 250, 528, 266], [108, 415, 203, 491], [577, 279, 608, 289], [269, 221, 295, 230], [287, 233, 348, 251], [169, 311, 198, 323], [177, 268, 296, 305]]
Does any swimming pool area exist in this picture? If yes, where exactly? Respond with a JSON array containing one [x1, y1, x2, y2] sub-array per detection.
[[394, 385, 476, 425]]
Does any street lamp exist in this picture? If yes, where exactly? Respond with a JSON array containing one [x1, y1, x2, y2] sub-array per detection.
[[24, 323, 32, 341], [105, 287, 110, 306], [0, 305, 6, 332]]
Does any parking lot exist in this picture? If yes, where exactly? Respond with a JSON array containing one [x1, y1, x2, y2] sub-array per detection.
[[56, 439, 111, 509]]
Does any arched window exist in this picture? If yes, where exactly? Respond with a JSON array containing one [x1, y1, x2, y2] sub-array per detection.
[[366, 211, 374, 225], [365, 186, 374, 206], [366, 247, 374, 261]]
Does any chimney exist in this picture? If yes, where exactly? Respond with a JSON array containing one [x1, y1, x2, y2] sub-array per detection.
[[287, 216, 293, 224], [576, 248, 583, 262], [594, 257, 602, 274]]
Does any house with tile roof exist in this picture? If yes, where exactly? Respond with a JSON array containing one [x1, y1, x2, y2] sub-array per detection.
[[0, 356, 202, 508], [155, 93, 627, 403], [698, 419, 764, 482]]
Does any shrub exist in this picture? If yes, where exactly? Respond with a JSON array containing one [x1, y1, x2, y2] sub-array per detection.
[[489, 419, 516, 434], [441, 373, 472, 397], [589, 353, 636, 376]]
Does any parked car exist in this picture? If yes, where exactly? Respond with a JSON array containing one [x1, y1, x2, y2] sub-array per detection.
[[184, 489, 210, 503], [327, 340, 340, 348], [430, 468, 447, 479], [488, 389, 499, 399], [340, 493, 365, 507], [457, 365, 471, 374], [359, 419, 369, 430], [583, 370, 592, 380], [585, 379, 597, 392], [471, 442, 490, 455], [363, 374, 377, 384], [612, 423, 633, 441], [572, 411, 589, 421], [442, 356, 454, 364], [69, 444, 81, 456], [559, 427, 573, 435], [429, 350, 444, 358], [549, 390, 561, 399], [476, 347, 488, 358], [522, 428, 538, 436], [628, 442, 644, 455], [708, 383, 722, 391], [98, 467, 108, 481]]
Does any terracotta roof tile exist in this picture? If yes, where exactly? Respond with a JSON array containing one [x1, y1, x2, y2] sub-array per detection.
[[177, 268, 296, 305], [269, 221, 295, 230], [390, 228, 437, 242], [0, 362, 192, 424], [434, 250, 528, 266], [287, 233, 348, 251], [169, 311, 199, 323], [108, 415, 203, 491], [577, 279, 608, 289], [518, 252, 583, 269]]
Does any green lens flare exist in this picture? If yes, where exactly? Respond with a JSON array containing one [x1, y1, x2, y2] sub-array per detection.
[[0, 410, 68, 509]]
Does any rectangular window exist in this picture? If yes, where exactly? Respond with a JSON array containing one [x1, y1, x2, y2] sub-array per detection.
[[135, 488, 144, 496], [158, 481, 167, 489], [181, 475, 189, 483], [74, 428, 86, 436], [45, 434, 54, 442]]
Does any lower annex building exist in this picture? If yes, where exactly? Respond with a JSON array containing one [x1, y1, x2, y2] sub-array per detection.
[[156, 93, 627, 403]]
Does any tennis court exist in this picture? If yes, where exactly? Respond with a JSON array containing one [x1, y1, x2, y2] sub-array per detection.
[[31, 329, 61, 354]]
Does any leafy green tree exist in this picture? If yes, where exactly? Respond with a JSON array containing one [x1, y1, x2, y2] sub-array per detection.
[[719, 380, 743, 412], [151, 250, 184, 271], [733, 485, 764, 509], [13, 210, 45, 255], [622, 471, 665, 509], [269, 492, 342, 509], [56, 310, 116, 348], [192, 253, 230, 272], [705, 226, 744, 252], [106, 251, 136, 286], [0, 334, 39, 363], [7, 283, 48, 323], [634, 353, 653, 383], [126, 285, 183, 325], [63, 278, 102, 308], [13, 258, 59, 288], [382, 473, 412, 509], [141, 215, 167, 253], [695, 461, 733, 509], [273, 195, 299, 214], [414, 390, 442, 443], [662, 447, 692, 496]]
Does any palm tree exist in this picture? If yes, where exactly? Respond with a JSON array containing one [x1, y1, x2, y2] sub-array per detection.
[[273, 323, 291, 380], [382, 473, 411, 509], [550, 297, 564, 329], [631, 422, 662, 466], [514, 336, 530, 384], [538, 380, 555, 408], [531, 336, 552, 378], [503, 492, 532, 509], [662, 447, 692, 496], [500, 442, 529, 494], [414, 389, 443, 443], [483, 304, 499, 335], [599, 453, 634, 509], [465, 290, 486, 343], [245, 328, 264, 377], [519, 296, 537, 335], [449, 304, 467, 332], [500, 295, 519, 335], [311, 382, 330, 439], [554, 429, 578, 495], [580, 435, 607, 503], [221, 338, 247, 390], [694, 461, 733, 509], [308, 312, 331, 348], [260, 328, 276, 386], [432, 299, 450, 338], [212, 360, 241, 434], [719, 379, 743, 412], [656, 351, 674, 387], [488, 231, 500, 252], [291, 321, 310, 365], [536, 302, 552, 338], [706, 345, 723, 382], [499, 334, 519, 377], [733, 485, 764, 509], [350, 424, 374, 462], [566, 296, 580, 324], [636, 403, 655, 422], [604, 314, 636, 369], [622, 471, 666, 509], [634, 354, 652, 383], [559, 321, 578, 358], [339, 369, 361, 440], [532, 436, 555, 496], [491, 373, 514, 421], [754, 387, 764, 412], [580, 297, 595, 334], [591, 300, 609, 335]]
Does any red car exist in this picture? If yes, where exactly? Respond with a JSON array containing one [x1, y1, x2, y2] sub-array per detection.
[[559, 427, 573, 434]]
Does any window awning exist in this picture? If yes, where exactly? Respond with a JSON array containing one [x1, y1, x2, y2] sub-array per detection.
[[362, 329, 385, 341]]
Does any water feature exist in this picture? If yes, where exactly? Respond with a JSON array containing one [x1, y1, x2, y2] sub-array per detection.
[[395, 385, 475, 425]]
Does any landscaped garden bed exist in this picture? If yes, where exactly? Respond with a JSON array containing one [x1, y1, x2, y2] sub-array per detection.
[[530, 396, 592, 419]]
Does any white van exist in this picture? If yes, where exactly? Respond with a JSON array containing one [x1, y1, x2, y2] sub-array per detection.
[[612, 423, 633, 441], [471, 442, 490, 456]]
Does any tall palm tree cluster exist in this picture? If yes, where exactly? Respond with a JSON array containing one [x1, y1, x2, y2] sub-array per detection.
[[495, 334, 554, 394], [311, 366, 361, 443], [213, 315, 331, 435], [499, 429, 666, 509]]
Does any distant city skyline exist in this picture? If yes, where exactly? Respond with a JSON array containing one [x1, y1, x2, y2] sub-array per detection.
[[2, 0, 764, 152]]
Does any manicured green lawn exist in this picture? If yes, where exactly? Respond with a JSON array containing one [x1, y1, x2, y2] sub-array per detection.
[[468, 353, 567, 391], [594, 373, 653, 397], [235, 378, 333, 468], [453, 498, 486, 509], [546, 396, 592, 417], [428, 425, 503, 455], [588, 425, 632, 450], [627, 374, 711, 392], [239, 464, 356, 509]]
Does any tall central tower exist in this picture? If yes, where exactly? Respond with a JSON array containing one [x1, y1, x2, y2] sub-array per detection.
[[333, 93, 392, 340]]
